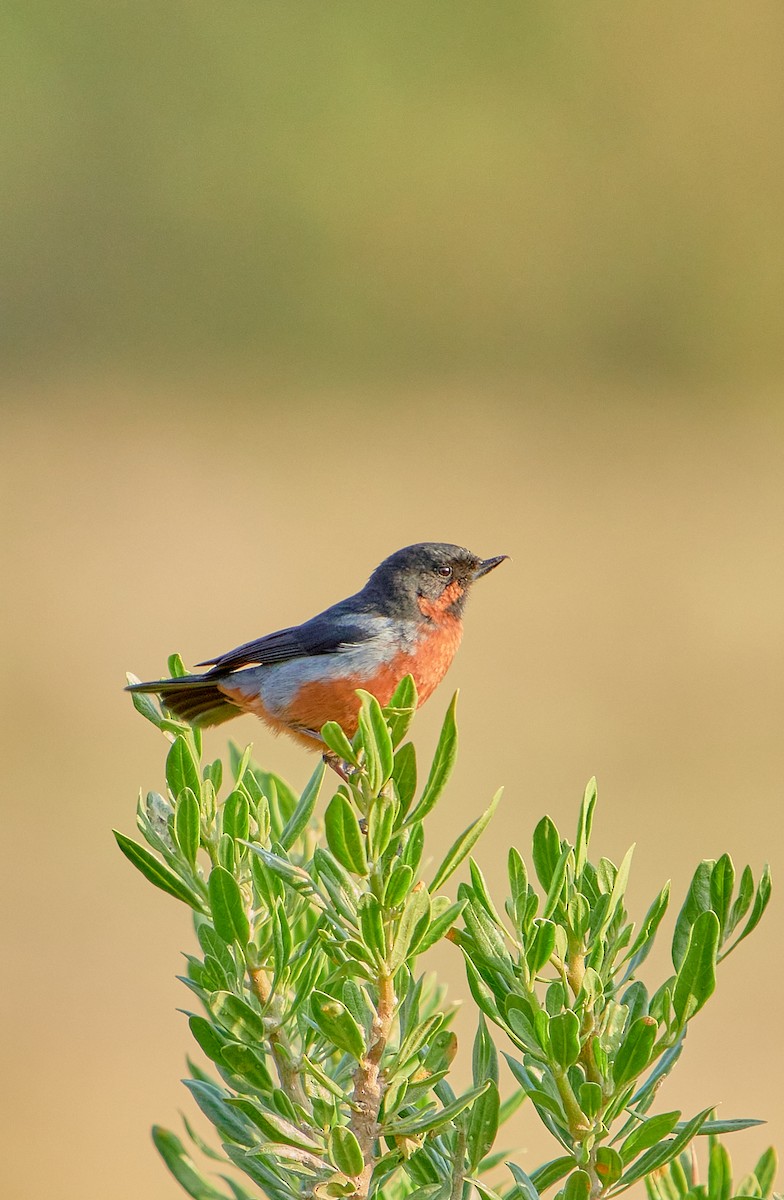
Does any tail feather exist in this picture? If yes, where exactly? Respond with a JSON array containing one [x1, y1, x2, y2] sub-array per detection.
[[127, 674, 242, 728]]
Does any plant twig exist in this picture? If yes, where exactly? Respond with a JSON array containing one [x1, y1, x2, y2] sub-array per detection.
[[449, 1124, 467, 1200], [350, 970, 395, 1200], [248, 964, 309, 1110]]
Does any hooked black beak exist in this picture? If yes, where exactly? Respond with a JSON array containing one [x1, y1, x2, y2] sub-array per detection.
[[473, 555, 509, 580]]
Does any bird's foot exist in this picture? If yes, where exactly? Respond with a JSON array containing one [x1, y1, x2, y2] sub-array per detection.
[[322, 751, 357, 783]]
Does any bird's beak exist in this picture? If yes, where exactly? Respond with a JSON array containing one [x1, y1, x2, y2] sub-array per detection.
[[473, 555, 509, 580]]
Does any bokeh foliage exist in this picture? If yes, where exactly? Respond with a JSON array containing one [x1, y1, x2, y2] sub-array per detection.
[[3, 2, 784, 383]]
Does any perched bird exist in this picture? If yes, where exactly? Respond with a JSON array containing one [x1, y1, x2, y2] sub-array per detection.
[[128, 542, 507, 752]]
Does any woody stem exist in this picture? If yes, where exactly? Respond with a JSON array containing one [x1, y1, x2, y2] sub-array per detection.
[[350, 970, 396, 1200], [248, 965, 309, 1111]]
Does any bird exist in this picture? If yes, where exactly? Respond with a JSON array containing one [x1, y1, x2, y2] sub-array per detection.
[[127, 542, 507, 753]]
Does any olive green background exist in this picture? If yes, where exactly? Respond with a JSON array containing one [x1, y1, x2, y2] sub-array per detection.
[[2, 5, 782, 1199]]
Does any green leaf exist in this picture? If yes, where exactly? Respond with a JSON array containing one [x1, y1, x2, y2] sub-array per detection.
[[114, 830, 203, 908], [342, 981, 371, 1042], [471, 1181, 505, 1200], [357, 690, 395, 790], [222, 1146, 286, 1198], [312, 848, 359, 922], [720, 864, 772, 960], [506, 1163, 542, 1200], [271, 900, 293, 984], [567, 894, 590, 938], [542, 844, 572, 919], [549, 1010, 581, 1070], [188, 1015, 228, 1064], [472, 1015, 499, 1086], [384, 1081, 490, 1136], [204, 758, 222, 792], [168, 652, 188, 678], [385, 863, 414, 907], [183, 1079, 256, 1147], [672, 860, 714, 970], [383, 674, 418, 747], [209, 992, 266, 1042], [531, 816, 561, 891], [710, 854, 735, 940], [208, 866, 250, 947], [126, 673, 165, 729], [462, 889, 510, 962], [504, 1000, 541, 1053], [392, 741, 418, 818], [167, 735, 202, 802], [528, 1157, 574, 1193], [615, 1107, 713, 1191], [689, 1118, 765, 1135], [310, 991, 365, 1060], [175, 788, 201, 867], [246, 844, 314, 893], [367, 796, 396, 860], [198, 925, 237, 975], [392, 1012, 445, 1071], [620, 1111, 681, 1163], [217, 833, 235, 873], [405, 692, 458, 825], [279, 760, 325, 851], [390, 886, 432, 970], [329, 1126, 363, 1178], [223, 790, 250, 845], [614, 1017, 657, 1088], [629, 1035, 684, 1109], [429, 789, 502, 893], [595, 1148, 623, 1191], [708, 1138, 732, 1200], [358, 893, 387, 964], [726, 865, 754, 936], [563, 1169, 591, 1200], [415, 898, 466, 955], [231, 743, 252, 786], [753, 1147, 777, 1198], [600, 843, 635, 934], [220, 1043, 274, 1092], [622, 882, 670, 974], [324, 793, 368, 876], [469, 858, 507, 929], [321, 721, 359, 766], [152, 1126, 228, 1200], [467, 1080, 500, 1172], [422, 1029, 458, 1075], [401, 820, 425, 876], [575, 778, 597, 879], [579, 1082, 602, 1118], [228, 1097, 323, 1152], [526, 919, 556, 975], [503, 1056, 570, 1147], [673, 910, 720, 1027], [508, 847, 529, 910]]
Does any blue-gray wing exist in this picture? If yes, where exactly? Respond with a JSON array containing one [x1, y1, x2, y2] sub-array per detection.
[[196, 604, 377, 675]]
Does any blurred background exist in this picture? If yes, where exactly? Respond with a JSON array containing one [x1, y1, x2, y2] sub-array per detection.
[[2, 3, 782, 1198]]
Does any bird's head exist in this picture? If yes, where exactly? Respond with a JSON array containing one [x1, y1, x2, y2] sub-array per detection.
[[366, 542, 508, 621]]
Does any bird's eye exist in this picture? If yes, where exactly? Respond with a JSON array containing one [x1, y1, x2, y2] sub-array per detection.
[[437, 565, 453, 578]]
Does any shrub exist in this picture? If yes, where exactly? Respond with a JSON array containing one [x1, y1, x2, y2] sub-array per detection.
[[119, 664, 775, 1200]]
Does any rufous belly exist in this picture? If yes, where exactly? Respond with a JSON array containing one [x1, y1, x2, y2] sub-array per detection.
[[218, 617, 463, 751]]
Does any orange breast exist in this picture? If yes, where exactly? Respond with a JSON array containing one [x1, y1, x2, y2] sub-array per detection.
[[219, 617, 463, 751]]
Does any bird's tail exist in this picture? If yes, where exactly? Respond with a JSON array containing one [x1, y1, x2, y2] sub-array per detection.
[[126, 674, 242, 727]]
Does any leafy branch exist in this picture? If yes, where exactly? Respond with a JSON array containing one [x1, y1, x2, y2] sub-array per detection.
[[119, 662, 775, 1200]]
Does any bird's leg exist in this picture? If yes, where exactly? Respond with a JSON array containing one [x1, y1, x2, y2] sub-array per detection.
[[289, 723, 355, 783], [322, 750, 357, 783]]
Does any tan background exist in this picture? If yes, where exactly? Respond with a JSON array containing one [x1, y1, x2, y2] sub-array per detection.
[[2, 5, 783, 1199]]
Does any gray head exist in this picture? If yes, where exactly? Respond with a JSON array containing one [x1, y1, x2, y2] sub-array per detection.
[[364, 542, 508, 620]]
